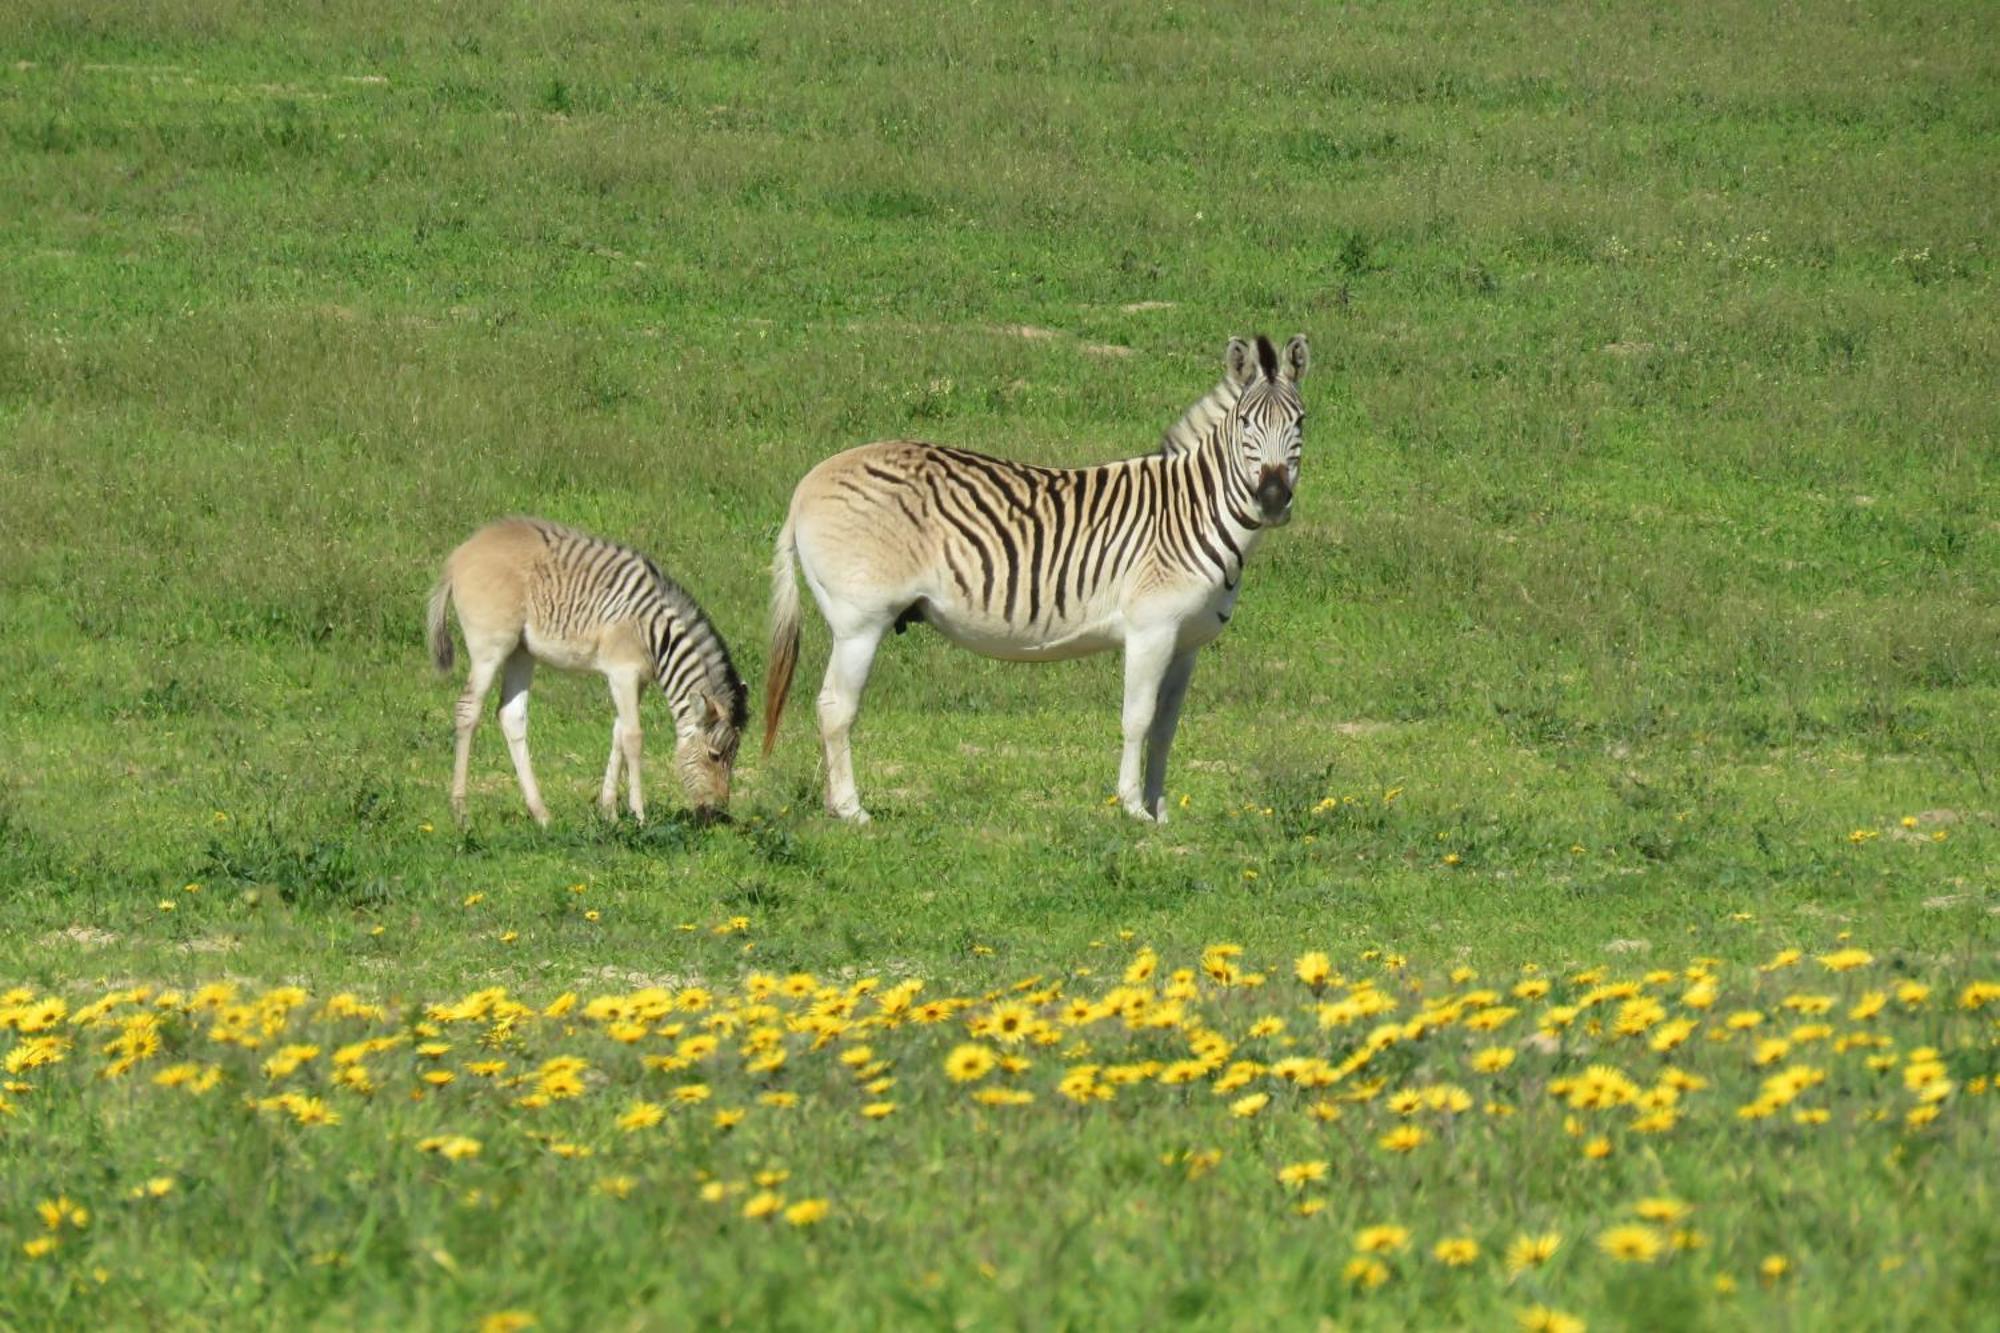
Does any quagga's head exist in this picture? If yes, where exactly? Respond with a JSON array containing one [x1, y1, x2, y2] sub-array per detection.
[[676, 689, 745, 820], [1224, 333, 1310, 527]]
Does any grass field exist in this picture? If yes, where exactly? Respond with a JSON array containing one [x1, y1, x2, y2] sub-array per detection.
[[2, 1, 1997, 1327]]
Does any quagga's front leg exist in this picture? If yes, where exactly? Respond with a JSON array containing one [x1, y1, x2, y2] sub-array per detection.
[[1117, 629, 1182, 822], [1141, 648, 1199, 822]]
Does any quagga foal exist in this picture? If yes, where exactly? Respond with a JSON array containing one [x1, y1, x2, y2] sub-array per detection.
[[764, 333, 1308, 823], [427, 517, 747, 826]]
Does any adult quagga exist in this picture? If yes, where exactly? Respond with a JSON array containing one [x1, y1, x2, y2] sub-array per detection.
[[764, 333, 1308, 823], [427, 517, 747, 826]]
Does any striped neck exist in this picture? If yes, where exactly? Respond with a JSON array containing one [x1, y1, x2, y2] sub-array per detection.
[[1158, 377, 1245, 458], [648, 595, 749, 736]]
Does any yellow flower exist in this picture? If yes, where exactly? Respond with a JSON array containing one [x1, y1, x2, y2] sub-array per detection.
[[1378, 1124, 1428, 1153], [595, 1176, 635, 1199], [784, 1199, 830, 1226], [415, 1135, 481, 1161], [1277, 1161, 1329, 1189], [672, 1084, 711, 1105], [1634, 1198, 1691, 1224], [1760, 1255, 1790, 1283], [1598, 1224, 1665, 1262], [617, 1101, 664, 1132], [1517, 1307, 1586, 1333], [1433, 1237, 1480, 1266], [1815, 948, 1872, 972], [713, 1108, 747, 1130], [479, 1313, 537, 1333], [1343, 1256, 1390, 1290], [1354, 1224, 1409, 1254], [1229, 1092, 1270, 1118], [37, 1196, 88, 1231], [944, 1044, 998, 1083], [1472, 1046, 1516, 1073], [862, 1101, 898, 1119], [129, 1177, 175, 1200], [1506, 1232, 1562, 1276], [1295, 952, 1333, 989], [23, 1235, 59, 1259], [741, 1191, 784, 1221], [1581, 1137, 1612, 1160]]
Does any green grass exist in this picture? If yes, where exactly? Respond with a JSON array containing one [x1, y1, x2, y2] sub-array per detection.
[[1, 0, 1996, 1327]]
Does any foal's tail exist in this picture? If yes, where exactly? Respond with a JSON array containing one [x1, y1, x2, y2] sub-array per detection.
[[762, 510, 802, 756], [425, 574, 455, 674]]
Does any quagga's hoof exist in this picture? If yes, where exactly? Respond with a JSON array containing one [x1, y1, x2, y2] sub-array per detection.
[[1121, 798, 1163, 824]]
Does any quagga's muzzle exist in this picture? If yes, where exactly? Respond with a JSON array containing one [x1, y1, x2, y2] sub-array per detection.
[[1256, 467, 1294, 526]]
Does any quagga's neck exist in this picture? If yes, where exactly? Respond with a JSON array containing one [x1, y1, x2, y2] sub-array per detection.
[[1158, 375, 1244, 457], [1154, 444, 1269, 591], [1147, 377, 1270, 585]]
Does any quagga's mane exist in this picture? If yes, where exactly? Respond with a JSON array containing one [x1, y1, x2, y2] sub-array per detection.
[[527, 519, 748, 729], [1158, 375, 1245, 458]]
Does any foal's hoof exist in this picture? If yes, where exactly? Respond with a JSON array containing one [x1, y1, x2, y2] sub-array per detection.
[[831, 805, 873, 826], [1121, 798, 1164, 824]]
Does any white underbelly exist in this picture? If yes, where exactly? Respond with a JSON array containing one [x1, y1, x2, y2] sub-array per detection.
[[923, 607, 1124, 662]]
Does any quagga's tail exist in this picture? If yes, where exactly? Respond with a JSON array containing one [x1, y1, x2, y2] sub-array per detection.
[[425, 575, 455, 674], [762, 511, 802, 756]]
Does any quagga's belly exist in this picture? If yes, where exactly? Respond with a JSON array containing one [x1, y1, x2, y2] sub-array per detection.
[[920, 600, 1124, 663]]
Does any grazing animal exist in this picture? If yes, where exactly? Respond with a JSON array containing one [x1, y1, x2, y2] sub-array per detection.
[[427, 517, 747, 826], [764, 333, 1308, 823]]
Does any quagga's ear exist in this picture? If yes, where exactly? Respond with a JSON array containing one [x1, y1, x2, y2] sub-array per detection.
[[1280, 333, 1310, 383], [1224, 336, 1260, 387]]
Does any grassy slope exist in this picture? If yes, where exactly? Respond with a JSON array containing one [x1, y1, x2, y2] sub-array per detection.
[[0, 1, 1996, 1327]]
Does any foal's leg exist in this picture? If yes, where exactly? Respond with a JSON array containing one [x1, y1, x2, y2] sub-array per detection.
[[817, 623, 888, 824], [450, 642, 507, 826], [1141, 648, 1199, 823], [1116, 628, 1179, 822], [606, 669, 646, 822], [598, 699, 625, 819], [497, 645, 551, 828]]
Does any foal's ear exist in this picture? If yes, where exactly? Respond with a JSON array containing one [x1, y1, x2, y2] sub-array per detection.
[[1224, 336, 1260, 387], [1280, 333, 1310, 383], [702, 693, 727, 728]]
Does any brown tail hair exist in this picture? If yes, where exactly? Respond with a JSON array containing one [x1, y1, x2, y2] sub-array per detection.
[[425, 575, 455, 674], [762, 512, 801, 755]]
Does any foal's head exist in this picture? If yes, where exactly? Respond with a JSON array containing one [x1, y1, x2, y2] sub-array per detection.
[[676, 688, 745, 820]]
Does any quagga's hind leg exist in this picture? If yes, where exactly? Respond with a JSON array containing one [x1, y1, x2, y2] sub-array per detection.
[[450, 641, 507, 826], [1117, 629, 1181, 822], [817, 623, 888, 824], [497, 645, 551, 828], [1141, 648, 1200, 823]]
